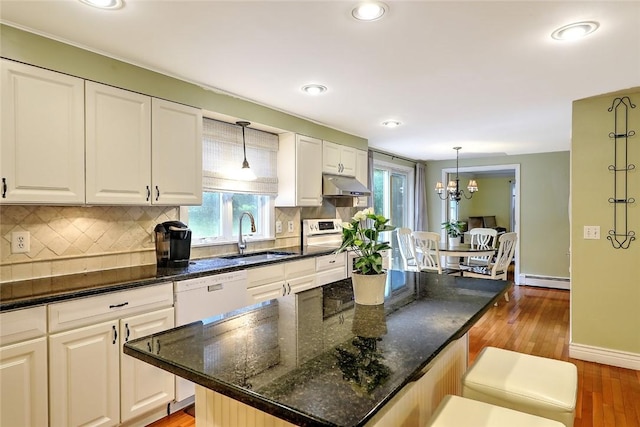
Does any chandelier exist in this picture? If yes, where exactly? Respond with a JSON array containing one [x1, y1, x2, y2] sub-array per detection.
[[435, 147, 478, 202]]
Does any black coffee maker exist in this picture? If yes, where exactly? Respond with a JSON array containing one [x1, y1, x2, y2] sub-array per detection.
[[154, 221, 191, 268]]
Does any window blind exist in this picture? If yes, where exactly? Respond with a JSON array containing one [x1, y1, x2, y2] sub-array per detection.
[[202, 118, 279, 194]]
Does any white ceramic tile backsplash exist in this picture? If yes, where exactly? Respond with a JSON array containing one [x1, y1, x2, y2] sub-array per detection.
[[0, 205, 304, 283]]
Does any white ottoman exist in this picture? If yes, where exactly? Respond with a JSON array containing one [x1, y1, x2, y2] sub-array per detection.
[[462, 347, 577, 427], [426, 395, 565, 427]]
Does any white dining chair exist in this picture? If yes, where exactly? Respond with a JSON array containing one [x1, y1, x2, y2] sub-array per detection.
[[460, 232, 517, 301], [396, 228, 419, 271], [412, 231, 443, 274], [463, 227, 497, 267]]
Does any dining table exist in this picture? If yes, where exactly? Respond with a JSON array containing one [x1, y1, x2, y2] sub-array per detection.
[[435, 243, 496, 273]]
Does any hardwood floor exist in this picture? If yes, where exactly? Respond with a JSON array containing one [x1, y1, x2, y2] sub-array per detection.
[[148, 285, 640, 427]]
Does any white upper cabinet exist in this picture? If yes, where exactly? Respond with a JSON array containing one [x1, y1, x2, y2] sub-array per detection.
[[86, 82, 152, 204], [1, 59, 203, 206], [151, 98, 203, 206], [322, 140, 356, 177], [1, 59, 85, 204], [86, 84, 202, 206], [276, 133, 323, 207]]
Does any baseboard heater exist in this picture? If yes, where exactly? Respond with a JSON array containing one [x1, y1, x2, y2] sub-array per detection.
[[519, 274, 570, 290]]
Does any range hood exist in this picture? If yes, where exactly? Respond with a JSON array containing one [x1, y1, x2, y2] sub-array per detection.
[[322, 174, 371, 197]]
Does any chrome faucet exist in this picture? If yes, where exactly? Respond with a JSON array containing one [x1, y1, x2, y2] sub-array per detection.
[[238, 211, 256, 254]]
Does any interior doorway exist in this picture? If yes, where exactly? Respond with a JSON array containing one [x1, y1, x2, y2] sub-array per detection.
[[439, 164, 521, 284]]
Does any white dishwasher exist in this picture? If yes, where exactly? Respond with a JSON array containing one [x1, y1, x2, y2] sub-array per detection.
[[173, 269, 248, 403]]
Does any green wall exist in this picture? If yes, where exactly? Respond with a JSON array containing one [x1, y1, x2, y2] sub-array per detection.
[[571, 88, 640, 355], [457, 176, 513, 232], [0, 24, 367, 150], [427, 151, 570, 278]]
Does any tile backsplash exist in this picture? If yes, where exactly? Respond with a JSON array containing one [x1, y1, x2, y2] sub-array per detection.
[[0, 205, 304, 283]]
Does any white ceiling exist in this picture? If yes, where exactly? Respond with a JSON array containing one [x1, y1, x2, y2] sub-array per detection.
[[2, 1, 639, 161]]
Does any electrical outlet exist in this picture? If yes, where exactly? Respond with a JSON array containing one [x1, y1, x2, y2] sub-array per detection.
[[275, 221, 283, 234], [583, 225, 600, 240], [288, 221, 294, 233], [11, 231, 30, 253]]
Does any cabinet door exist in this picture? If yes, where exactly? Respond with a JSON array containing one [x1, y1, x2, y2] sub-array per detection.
[[339, 145, 357, 177], [49, 321, 119, 427], [85, 82, 152, 204], [120, 307, 175, 422], [296, 135, 323, 206], [0, 337, 47, 427], [151, 98, 203, 206], [355, 148, 369, 207], [322, 140, 342, 174], [0, 59, 85, 204], [285, 259, 316, 294]]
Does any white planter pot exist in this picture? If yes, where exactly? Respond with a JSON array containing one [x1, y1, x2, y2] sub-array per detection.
[[448, 236, 461, 247], [351, 272, 387, 305]]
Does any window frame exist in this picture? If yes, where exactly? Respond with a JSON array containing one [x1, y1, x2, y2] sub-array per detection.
[[180, 192, 275, 247]]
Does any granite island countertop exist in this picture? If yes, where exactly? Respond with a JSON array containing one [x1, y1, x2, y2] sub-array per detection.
[[0, 245, 336, 311], [124, 270, 509, 427]]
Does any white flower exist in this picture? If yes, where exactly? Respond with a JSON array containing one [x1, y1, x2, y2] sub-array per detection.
[[362, 207, 374, 216], [353, 210, 367, 221], [342, 222, 353, 230]]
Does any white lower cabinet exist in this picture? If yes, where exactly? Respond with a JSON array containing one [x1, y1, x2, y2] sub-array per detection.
[[49, 320, 120, 427], [0, 306, 48, 427], [246, 259, 316, 305], [48, 283, 174, 427], [120, 307, 175, 422]]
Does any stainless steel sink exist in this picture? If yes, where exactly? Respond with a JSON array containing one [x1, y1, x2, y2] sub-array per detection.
[[219, 251, 296, 264]]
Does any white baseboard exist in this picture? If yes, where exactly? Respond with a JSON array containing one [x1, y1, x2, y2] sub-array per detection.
[[518, 274, 570, 290], [569, 342, 640, 370]]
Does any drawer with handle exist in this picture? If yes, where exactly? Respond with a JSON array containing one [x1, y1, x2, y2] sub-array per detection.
[[48, 282, 173, 333]]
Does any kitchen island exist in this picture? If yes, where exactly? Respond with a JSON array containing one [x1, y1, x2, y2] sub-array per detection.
[[124, 270, 509, 427]]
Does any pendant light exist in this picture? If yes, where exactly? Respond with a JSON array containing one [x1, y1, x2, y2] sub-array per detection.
[[236, 121, 257, 181], [435, 147, 478, 202]]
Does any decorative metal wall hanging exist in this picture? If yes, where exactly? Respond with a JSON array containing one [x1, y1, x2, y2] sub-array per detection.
[[607, 96, 636, 249]]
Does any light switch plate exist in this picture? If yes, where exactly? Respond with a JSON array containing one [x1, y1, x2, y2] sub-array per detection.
[[288, 221, 294, 233], [275, 221, 283, 234], [583, 225, 600, 239], [11, 231, 30, 253]]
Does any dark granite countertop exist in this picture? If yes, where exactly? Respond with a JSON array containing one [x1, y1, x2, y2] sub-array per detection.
[[124, 270, 509, 427], [0, 245, 335, 312]]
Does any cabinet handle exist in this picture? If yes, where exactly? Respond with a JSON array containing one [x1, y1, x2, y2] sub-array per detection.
[[112, 325, 118, 344], [109, 302, 128, 309], [287, 283, 292, 294], [146, 185, 151, 201], [282, 284, 286, 296], [1, 178, 6, 198], [125, 323, 130, 342], [155, 186, 160, 201], [329, 260, 336, 264], [156, 339, 161, 354], [147, 341, 152, 352]]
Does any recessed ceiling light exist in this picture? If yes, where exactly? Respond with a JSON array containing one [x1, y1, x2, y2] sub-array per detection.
[[551, 21, 599, 41], [301, 84, 328, 95], [352, 2, 388, 21], [79, 0, 123, 9], [382, 120, 401, 128]]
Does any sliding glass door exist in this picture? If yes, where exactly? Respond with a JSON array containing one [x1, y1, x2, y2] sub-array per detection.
[[372, 161, 414, 270]]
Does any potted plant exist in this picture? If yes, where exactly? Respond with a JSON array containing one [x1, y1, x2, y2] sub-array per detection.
[[441, 220, 466, 246], [336, 208, 395, 305]]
